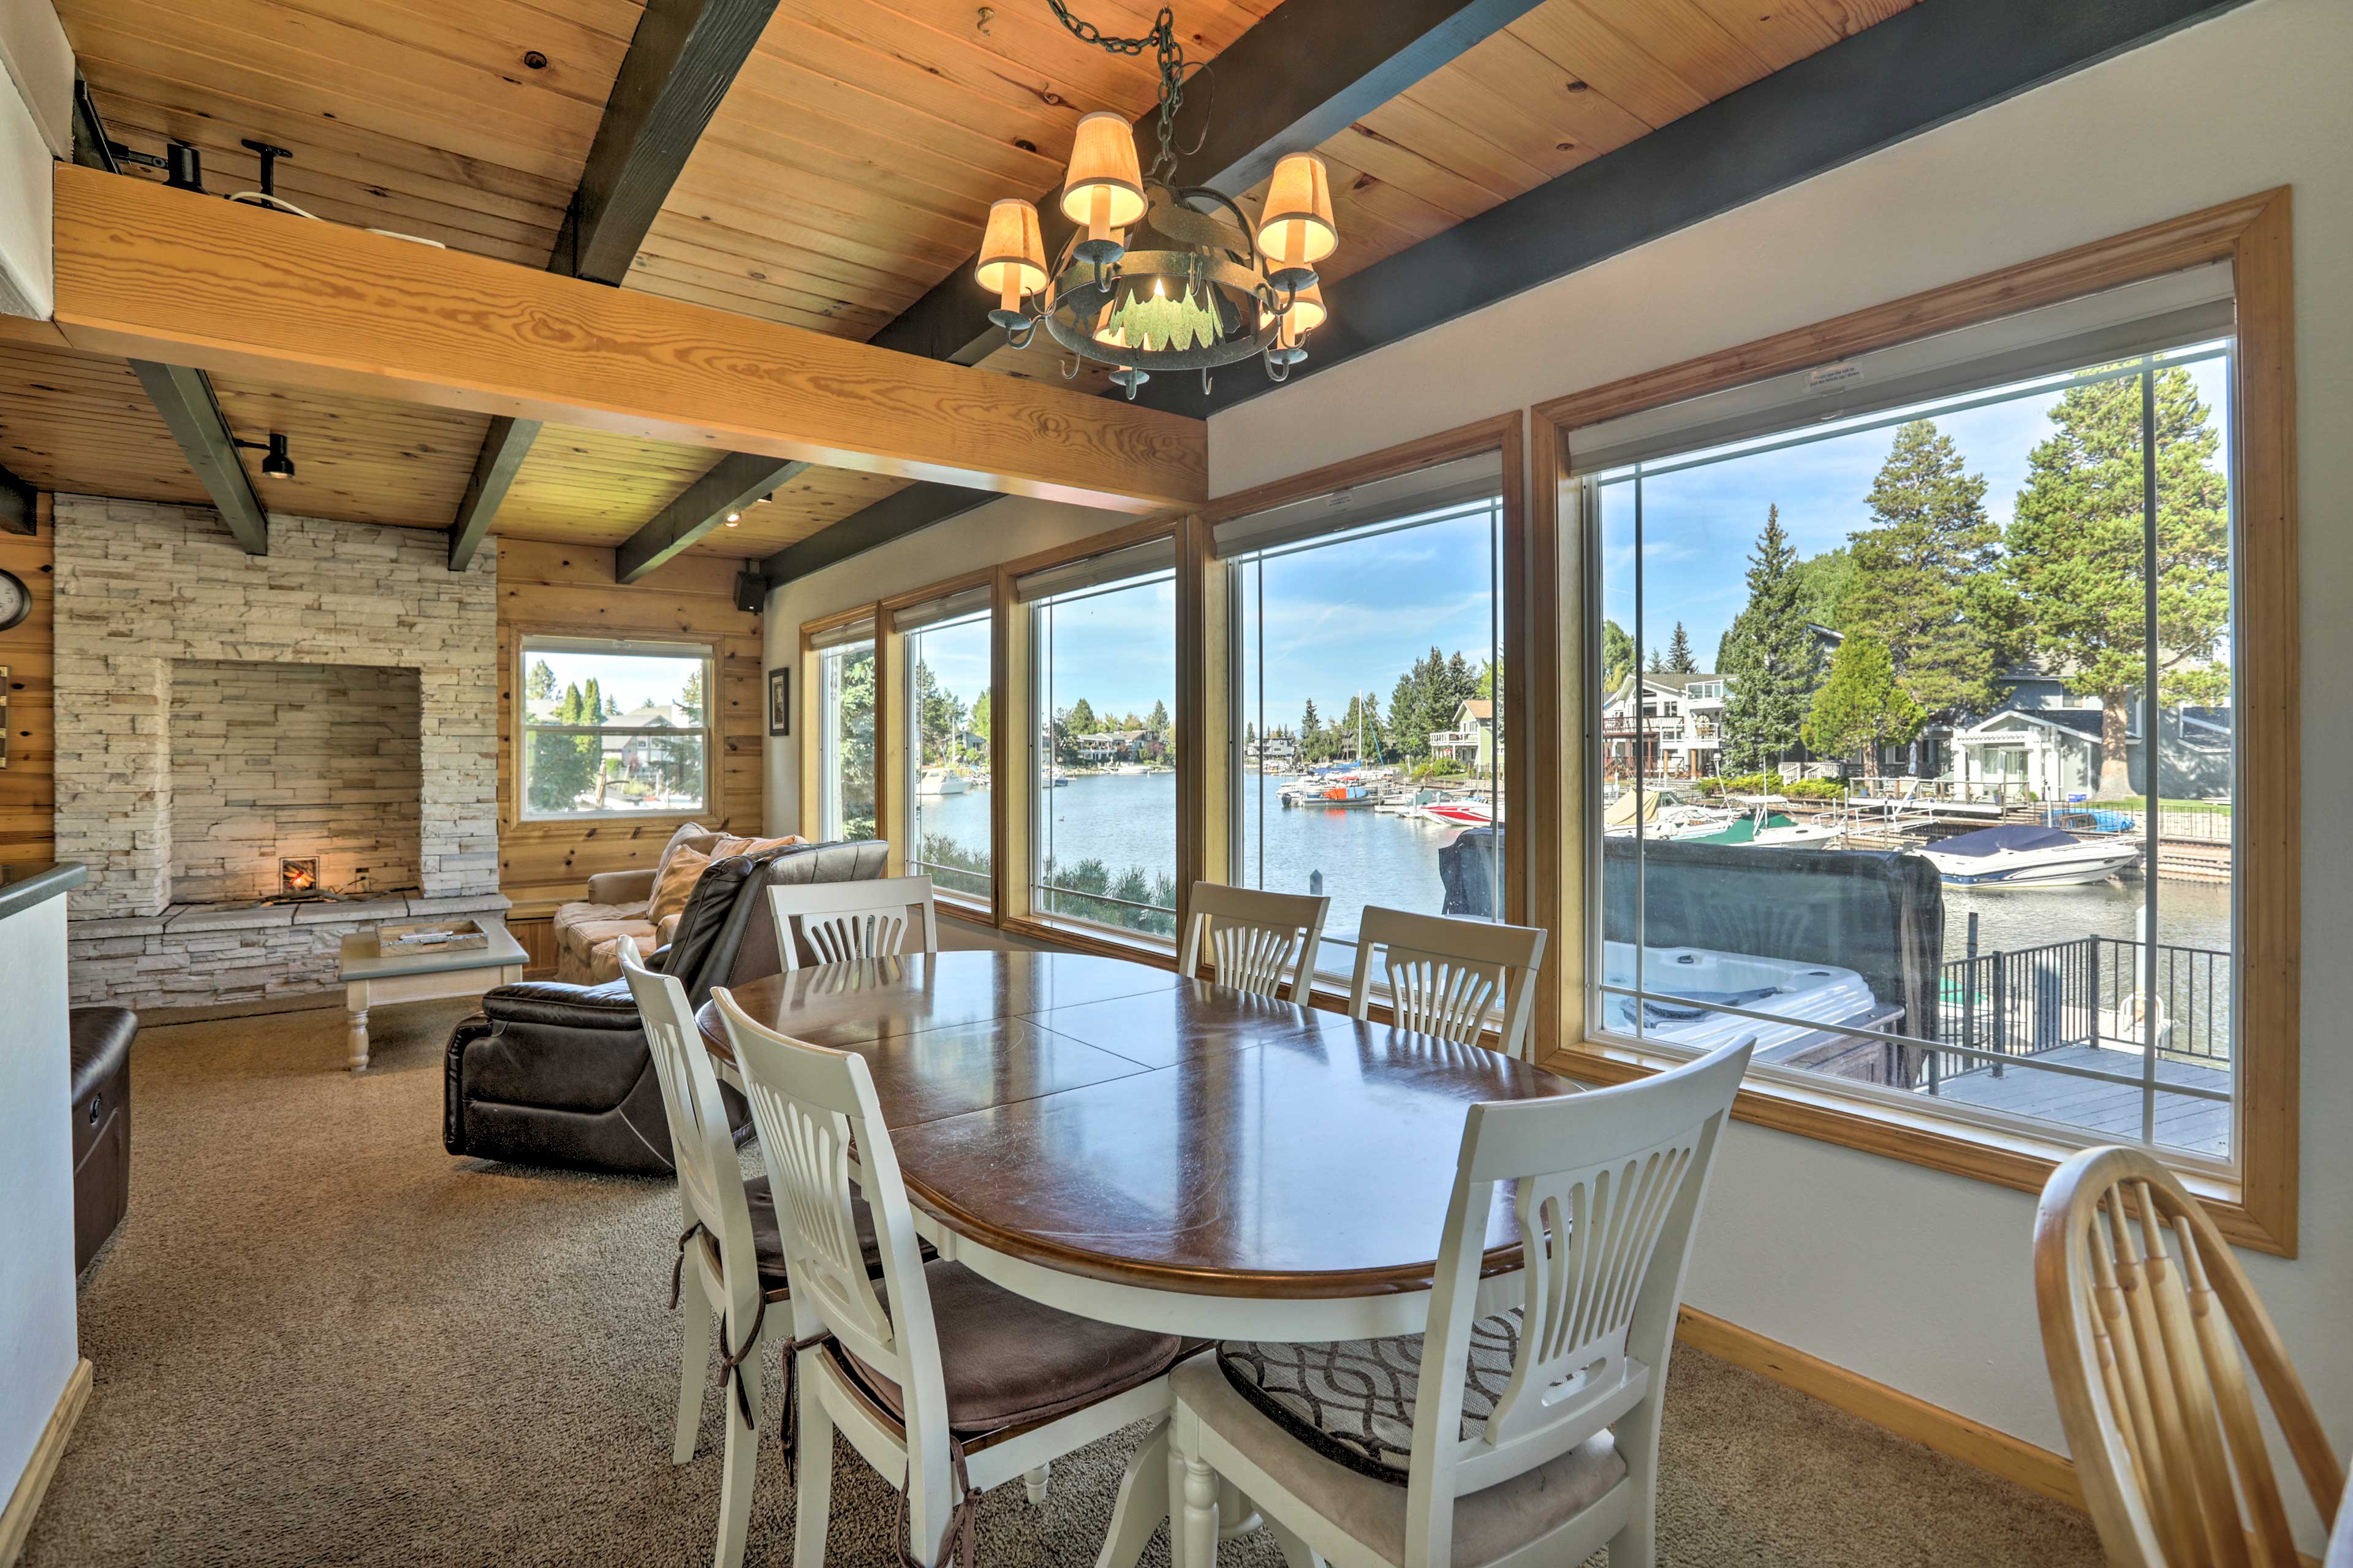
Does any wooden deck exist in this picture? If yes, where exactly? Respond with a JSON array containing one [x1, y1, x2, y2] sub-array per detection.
[[1928, 1045, 2231, 1155]]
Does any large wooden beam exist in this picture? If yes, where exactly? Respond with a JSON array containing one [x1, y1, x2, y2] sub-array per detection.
[[127, 359, 267, 553], [618, 452, 806, 583], [868, 0, 1550, 368], [51, 166, 1206, 512], [1145, 0, 2258, 415], [759, 482, 998, 586], [447, 0, 779, 561], [0, 459, 33, 536]]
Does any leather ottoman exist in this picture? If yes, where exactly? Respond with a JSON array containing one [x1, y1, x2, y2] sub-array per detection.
[[69, 1006, 136, 1274]]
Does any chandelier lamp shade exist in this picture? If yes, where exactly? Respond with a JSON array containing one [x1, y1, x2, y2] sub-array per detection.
[[973, 2, 1338, 396]]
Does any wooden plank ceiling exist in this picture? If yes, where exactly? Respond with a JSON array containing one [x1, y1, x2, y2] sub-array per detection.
[[37, 0, 1917, 569]]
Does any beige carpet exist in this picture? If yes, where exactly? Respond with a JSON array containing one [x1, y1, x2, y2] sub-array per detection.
[[27, 999, 2107, 1567]]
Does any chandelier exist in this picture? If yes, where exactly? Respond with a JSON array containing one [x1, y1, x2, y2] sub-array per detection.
[[974, 2, 1337, 398]]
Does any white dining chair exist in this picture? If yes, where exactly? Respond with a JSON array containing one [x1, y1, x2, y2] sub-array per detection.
[[1347, 906, 1547, 1059], [1168, 1035, 1754, 1568], [619, 945, 784, 1568], [770, 874, 939, 972], [1178, 882, 1332, 1001], [710, 985, 1195, 1568]]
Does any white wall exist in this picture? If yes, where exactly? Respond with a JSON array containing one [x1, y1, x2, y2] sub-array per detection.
[[761, 495, 1130, 837], [1210, 0, 2353, 1532], [0, 890, 78, 1506]]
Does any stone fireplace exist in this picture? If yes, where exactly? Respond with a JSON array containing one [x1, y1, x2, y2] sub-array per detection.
[[52, 498, 504, 1009]]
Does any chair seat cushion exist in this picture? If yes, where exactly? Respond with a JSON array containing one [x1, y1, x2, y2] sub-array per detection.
[[553, 903, 659, 985], [1216, 1312, 1524, 1483], [836, 1260, 1184, 1436], [743, 1173, 884, 1295], [1172, 1354, 1627, 1568], [69, 1007, 138, 1103]]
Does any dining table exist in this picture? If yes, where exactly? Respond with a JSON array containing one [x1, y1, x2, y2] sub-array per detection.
[[693, 946, 1586, 1567]]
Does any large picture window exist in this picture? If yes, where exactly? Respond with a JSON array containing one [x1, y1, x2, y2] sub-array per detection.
[[810, 616, 877, 841], [897, 586, 993, 909], [1017, 539, 1178, 939], [1578, 265, 2244, 1165], [519, 635, 712, 821], [1222, 452, 1508, 981]]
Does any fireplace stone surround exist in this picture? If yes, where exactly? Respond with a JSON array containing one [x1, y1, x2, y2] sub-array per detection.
[[52, 498, 506, 1010]]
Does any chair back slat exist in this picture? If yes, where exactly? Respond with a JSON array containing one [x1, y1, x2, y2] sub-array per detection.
[[622, 949, 762, 1317], [711, 987, 942, 1410], [1178, 882, 1330, 1001], [771, 877, 940, 973], [1349, 906, 1546, 1058], [2036, 1147, 2344, 1568], [1403, 1037, 1751, 1562]]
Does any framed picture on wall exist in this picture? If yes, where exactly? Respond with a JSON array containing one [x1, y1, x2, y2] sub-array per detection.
[[768, 667, 790, 737]]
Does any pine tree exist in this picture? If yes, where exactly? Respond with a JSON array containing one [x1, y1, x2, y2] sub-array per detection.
[[678, 665, 707, 725], [969, 689, 991, 746], [1147, 698, 1169, 734], [1665, 622, 1697, 673], [1645, 645, 1664, 674], [1844, 419, 2005, 715], [1803, 632, 1925, 763], [1602, 621, 1635, 695], [2007, 366, 2231, 796], [1299, 699, 1323, 763], [528, 682, 601, 811], [1066, 697, 1097, 734], [1718, 505, 1814, 771], [526, 658, 557, 703]]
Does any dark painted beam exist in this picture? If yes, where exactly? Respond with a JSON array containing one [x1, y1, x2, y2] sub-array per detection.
[[866, 0, 1550, 369], [618, 453, 808, 583], [555, 0, 779, 286], [446, 417, 540, 571], [759, 482, 998, 587], [447, 0, 778, 564], [130, 360, 268, 554], [1138, 0, 2256, 418], [0, 461, 34, 536]]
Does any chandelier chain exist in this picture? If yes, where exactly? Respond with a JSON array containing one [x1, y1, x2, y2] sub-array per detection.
[[1046, 2, 1190, 181]]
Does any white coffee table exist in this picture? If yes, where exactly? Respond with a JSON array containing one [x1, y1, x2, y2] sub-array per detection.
[[338, 920, 528, 1072]]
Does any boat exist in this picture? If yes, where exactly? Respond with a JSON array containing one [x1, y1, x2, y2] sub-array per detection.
[[1914, 824, 2141, 887], [915, 767, 968, 797], [1706, 796, 1847, 849], [1598, 789, 1735, 840], [1420, 796, 1499, 827]]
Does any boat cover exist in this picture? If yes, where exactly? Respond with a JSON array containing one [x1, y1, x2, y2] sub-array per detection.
[[1930, 825, 2080, 857], [1602, 789, 1682, 827]]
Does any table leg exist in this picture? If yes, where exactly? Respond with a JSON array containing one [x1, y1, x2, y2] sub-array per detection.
[[1094, 1420, 1167, 1568], [345, 981, 369, 1073]]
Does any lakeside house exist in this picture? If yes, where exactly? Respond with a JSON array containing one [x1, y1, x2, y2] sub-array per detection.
[[1428, 697, 1499, 773]]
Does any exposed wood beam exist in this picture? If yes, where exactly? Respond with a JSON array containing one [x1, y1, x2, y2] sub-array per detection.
[[448, 0, 779, 562], [51, 165, 1206, 512], [446, 417, 539, 571], [866, 0, 1550, 368], [0, 460, 33, 536], [618, 452, 807, 583], [1143, 0, 2259, 416], [760, 483, 998, 586], [127, 359, 267, 554]]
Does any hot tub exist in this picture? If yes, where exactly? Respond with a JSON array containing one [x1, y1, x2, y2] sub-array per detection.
[[1599, 941, 1882, 1055]]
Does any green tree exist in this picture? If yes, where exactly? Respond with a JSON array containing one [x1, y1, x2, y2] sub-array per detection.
[[1665, 622, 1697, 673], [1786, 547, 1857, 634], [1147, 698, 1169, 735], [969, 689, 991, 748], [678, 665, 706, 725], [1645, 645, 1664, 675], [1066, 696, 1097, 735], [526, 658, 557, 705], [1843, 420, 2005, 715], [1333, 692, 1387, 761], [1602, 620, 1636, 694], [1718, 504, 1814, 771], [527, 681, 601, 812], [2007, 366, 2232, 795], [832, 648, 876, 836], [1802, 632, 1925, 763], [1299, 699, 1323, 763]]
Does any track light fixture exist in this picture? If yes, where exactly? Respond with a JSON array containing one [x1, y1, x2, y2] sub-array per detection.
[[724, 510, 741, 527], [233, 431, 296, 480]]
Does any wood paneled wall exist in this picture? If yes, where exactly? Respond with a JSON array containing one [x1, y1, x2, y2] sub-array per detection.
[[0, 498, 55, 867], [495, 540, 765, 918]]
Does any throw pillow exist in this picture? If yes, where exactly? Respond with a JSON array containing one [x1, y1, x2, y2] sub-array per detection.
[[650, 820, 717, 890], [648, 844, 715, 930]]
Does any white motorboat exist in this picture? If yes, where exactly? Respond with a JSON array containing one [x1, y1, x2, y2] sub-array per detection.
[[1419, 796, 1499, 827], [1914, 824, 2140, 887], [915, 767, 969, 797]]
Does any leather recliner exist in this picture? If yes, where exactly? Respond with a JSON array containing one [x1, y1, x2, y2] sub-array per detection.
[[444, 837, 887, 1173]]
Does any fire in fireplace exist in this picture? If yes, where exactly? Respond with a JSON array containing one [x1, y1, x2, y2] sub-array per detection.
[[278, 857, 321, 898]]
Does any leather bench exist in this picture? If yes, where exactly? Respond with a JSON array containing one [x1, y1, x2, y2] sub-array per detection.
[[69, 1006, 136, 1274]]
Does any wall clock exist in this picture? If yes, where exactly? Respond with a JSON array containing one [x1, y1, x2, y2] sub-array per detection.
[[0, 569, 29, 633]]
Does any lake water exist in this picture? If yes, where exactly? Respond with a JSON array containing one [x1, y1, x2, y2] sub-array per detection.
[[912, 771, 2232, 961]]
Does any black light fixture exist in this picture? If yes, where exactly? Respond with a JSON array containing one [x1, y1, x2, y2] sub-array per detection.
[[234, 431, 297, 480]]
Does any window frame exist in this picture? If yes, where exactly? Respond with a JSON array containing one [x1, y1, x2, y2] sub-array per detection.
[[881, 569, 999, 919], [798, 604, 884, 845], [1527, 190, 2300, 1256], [514, 632, 719, 825]]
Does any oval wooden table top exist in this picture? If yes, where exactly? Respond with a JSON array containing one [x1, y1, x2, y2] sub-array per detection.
[[695, 948, 1582, 1305]]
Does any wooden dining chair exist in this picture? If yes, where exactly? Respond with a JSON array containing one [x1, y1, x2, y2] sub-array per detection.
[[711, 985, 1198, 1568], [620, 945, 785, 1568], [1178, 882, 1332, 1001], [1347, 906, 1547, 1059], [1169, 1035, 1754, 1568], [2034, 1146, 2343, 1567], [770, 874, 939, 972]]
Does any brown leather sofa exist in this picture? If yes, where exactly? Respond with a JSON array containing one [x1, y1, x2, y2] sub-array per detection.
[[444, 837, 886, 1173]]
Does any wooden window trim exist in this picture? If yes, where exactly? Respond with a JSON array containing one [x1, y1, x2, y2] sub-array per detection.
[[881, 569, 1000, 914], [1524, 189, 2300, 1256], [798, 603, 884, 845], [510, 624, 724, 828]]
